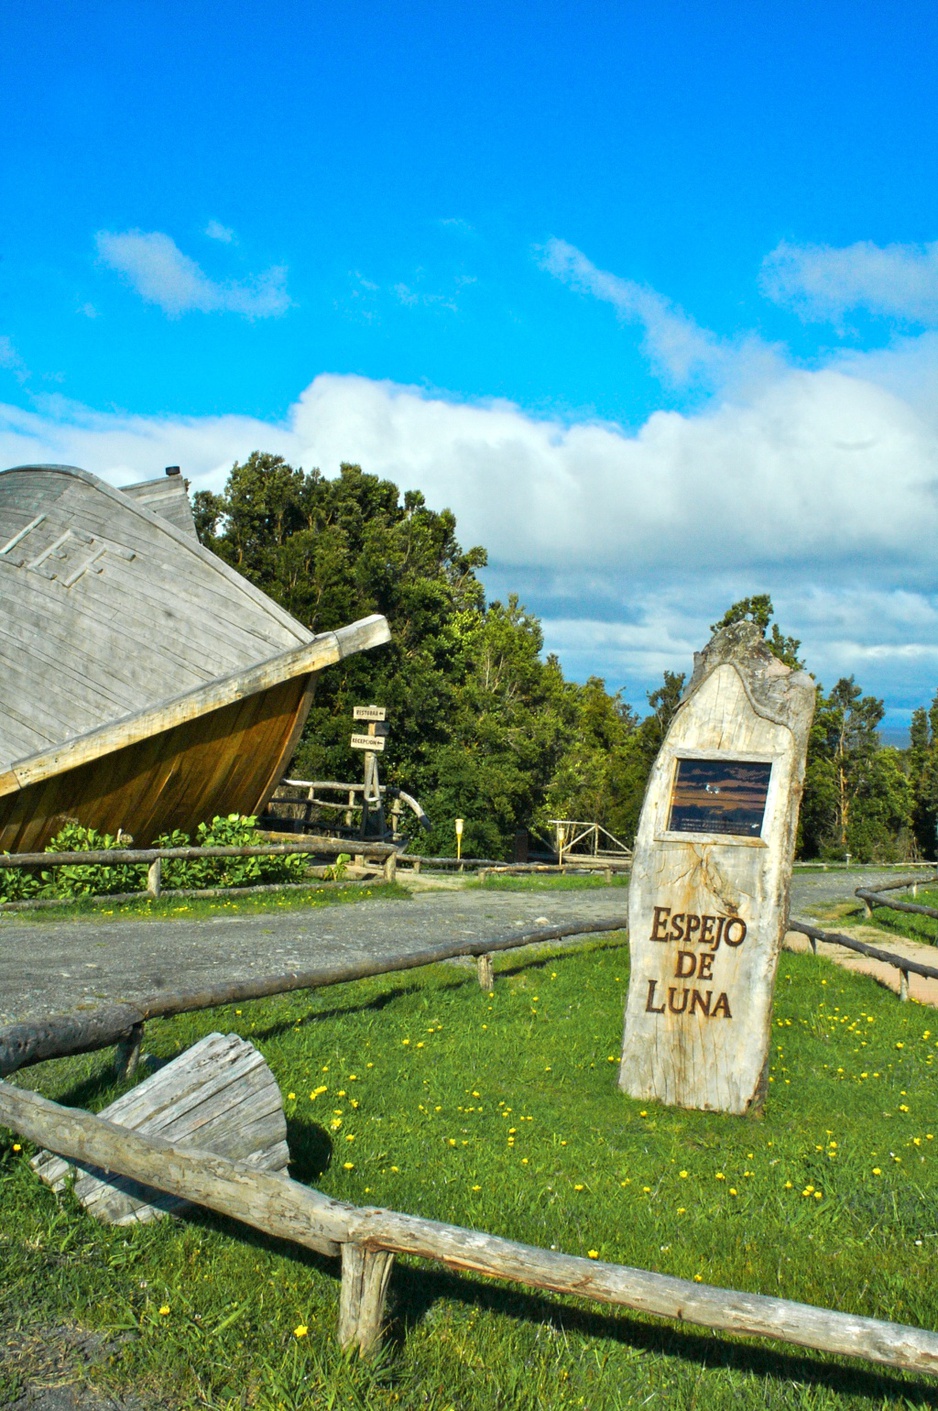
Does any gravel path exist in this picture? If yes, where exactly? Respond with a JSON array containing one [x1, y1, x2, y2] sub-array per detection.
[[0, 866, 912, 1027]]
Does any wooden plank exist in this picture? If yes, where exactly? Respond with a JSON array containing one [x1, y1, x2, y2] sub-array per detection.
[[2, 615, 389, 795], [30, 1032, 289, 1224], [3, 1079, 938, 1376], [351, 734, 386, 752]]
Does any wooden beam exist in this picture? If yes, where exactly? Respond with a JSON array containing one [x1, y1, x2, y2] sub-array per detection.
[[0, 615, 390, 796], [0, 917, 626, 1077], [3, 1079, 938, 1377]]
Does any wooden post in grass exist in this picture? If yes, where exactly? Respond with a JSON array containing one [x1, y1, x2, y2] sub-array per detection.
[[477, 953, 494, 990], [339, 1245, 396, 1356], [619, 622, 815, 1115]]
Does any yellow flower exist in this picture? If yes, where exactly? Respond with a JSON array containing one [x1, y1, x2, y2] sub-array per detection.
[[587, 1249, 599, 1259], [677, 1207, 686, 1215], [294, 1324, 308, 1338], [729, 1188, 738, 1196], [287, 1092, 296, 1101], [471, 1184, 481, 1191], [693, 1274, 703, 1282], [12, 1144, 21, 1152], [784, 1181, 793, 1189], [872, 1167, 882, 1175], [679, 1170, 688, 1178], [574, 1183, 584, 1191], [159, 1305, 170, 1316], [401, 1038, 410, 1046], [343, 1161, 354, 1170], [715, 1172, 725, 1181]]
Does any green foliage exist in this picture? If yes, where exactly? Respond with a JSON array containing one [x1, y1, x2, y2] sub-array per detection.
[[908, 688, 938, 857], [0, 817, 305, 904], [0, 823, 145, 902], [4, 942, 938, 1408], [801, 679, 913, 862], [711, 592, 805, 669]]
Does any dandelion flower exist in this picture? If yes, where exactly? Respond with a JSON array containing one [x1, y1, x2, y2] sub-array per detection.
[[574, 1183, 584, 1191], [872, 1167, 882, 1175], [159, 1305, 170, 1317], [12, 1144, 21, 1152], [587, 1249, 599, 1259], [294, 1324, 308, 1338], [679, 1170, 688, 1178], [343, 1161, 354, 1170]]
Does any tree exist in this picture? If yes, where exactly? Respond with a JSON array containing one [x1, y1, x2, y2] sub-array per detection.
[[909, 690, 938, 859], [710, 594, 804, 669], [800, 677, 912, 861]]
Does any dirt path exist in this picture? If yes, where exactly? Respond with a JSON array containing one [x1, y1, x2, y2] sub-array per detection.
[[784, 923, 938, 1006]]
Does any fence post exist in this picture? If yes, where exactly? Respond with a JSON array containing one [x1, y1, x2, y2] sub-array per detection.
[[477, 954, 494, 991], [114, 1023, 144, 1081], [338, 1243, 395, 1357], [863, 898, 873, 919], [900, 969, 910, 1002], [383, 851, 397, 883], [146, 857, 162, 899]]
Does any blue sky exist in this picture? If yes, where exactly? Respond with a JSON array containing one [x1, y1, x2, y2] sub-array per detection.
[[4, 2, 938, 732]]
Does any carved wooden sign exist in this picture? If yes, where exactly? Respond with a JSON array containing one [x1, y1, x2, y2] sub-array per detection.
[[619, 622, 816, 1114]]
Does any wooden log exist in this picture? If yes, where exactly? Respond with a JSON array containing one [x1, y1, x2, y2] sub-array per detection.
[[788, 920, 938, 982], [477, 954, 494, 991], [3, 1079, 938, 1377], [855, 889, 938, 922], [0, 836, 395, 869], [31, 1033, 289, 1224], [339, 1244, 395, 1357], [620, 622, 816, 1115], [860, 873, 938, 895], [0, 917, 627, 1077]]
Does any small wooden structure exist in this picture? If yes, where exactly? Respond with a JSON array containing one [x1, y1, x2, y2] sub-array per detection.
[[0, 464, 390, 851], [32, 1032, 288, 1224], [619, 621, 815, 1114]]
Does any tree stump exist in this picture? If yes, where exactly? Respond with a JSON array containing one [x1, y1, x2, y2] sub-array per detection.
[[32, 1031, 289, 1224]]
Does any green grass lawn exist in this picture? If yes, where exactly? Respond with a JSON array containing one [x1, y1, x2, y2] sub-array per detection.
[[3, 938, 938, 1409], [859, 887, 938, 949], [473, 872, 630, 892]]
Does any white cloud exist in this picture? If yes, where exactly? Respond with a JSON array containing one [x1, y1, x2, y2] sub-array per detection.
[[6, 239, 938, 718], [96, 230, 290, 319], [205, 220, 235, 244], [0, 336, 28, 384], [762, 238, 938, 325]]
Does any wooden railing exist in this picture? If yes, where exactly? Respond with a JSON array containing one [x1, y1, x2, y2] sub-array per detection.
[[0, 835, 398, 911]]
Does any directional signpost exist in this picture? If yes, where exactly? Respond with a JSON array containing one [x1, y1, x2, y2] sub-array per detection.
[[351, 706, 388, 838], [618, 622, 816, 1115]]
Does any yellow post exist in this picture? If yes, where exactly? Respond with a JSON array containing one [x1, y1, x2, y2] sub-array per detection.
[[455, 817, 464, 863]]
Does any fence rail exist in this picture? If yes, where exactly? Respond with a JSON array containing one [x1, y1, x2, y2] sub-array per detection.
[[2, 1077, 936, 1373], [787, 918, 938, 1001], [0, 835, 398, 910]]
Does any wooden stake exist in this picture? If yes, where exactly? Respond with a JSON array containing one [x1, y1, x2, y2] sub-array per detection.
[[113, 1023, 144, 1081], [477, 954, 494, 991], [146, 858, 162, 899], [339, 1244, 395, 1356]]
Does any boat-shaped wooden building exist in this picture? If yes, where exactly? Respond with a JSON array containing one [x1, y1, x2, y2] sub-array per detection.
[[0, 464, 390, 852]]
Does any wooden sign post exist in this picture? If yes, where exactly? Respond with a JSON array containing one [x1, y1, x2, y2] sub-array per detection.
[[351, 706, 388, 839], [619, 622, 815, 1114]]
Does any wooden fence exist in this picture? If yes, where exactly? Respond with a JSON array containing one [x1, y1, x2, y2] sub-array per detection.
[[0, 835, 398, 911], [3, 910, 938, 1377]]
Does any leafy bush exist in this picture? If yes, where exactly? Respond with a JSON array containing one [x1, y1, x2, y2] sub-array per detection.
[[0, 816, 307, 903]]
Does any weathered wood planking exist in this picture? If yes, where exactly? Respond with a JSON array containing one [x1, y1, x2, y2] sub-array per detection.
[[620, 623, 815, 1114], [0, 464, 390, 851], [4, 1078, 938, 1375], [31, 1032, 289, 1224]]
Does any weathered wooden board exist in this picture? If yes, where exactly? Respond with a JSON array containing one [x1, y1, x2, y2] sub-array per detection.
[[0, 464, 391, 850], [31, 1032, 289, 1224], [619, 622, 815, 1114]]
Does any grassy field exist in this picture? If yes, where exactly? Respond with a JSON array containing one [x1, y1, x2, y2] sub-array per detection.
[[859, 887, 938, 948], [2, 936, 938, 1409]]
